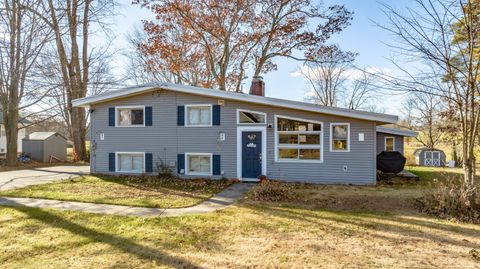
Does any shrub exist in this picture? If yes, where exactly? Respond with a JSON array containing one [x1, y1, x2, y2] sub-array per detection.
[[156, 159, 173, 178], [250, 179, 298, 202], [415, 175, 480, 224]]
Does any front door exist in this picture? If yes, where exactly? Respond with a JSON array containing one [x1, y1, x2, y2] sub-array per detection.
[[242, 131, 262, 178]]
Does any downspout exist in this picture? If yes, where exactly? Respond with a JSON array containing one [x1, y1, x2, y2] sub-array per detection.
[[373, 122, 377, 185], [88, 108, 95, 173]]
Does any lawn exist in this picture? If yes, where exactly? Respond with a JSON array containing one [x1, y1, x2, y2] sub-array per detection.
[[0, 175, 233, 208], [0, 168, 479, 268]]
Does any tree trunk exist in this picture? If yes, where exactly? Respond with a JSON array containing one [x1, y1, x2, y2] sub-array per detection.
[[4, 109, 18, 166], [69, 104, 87, 162]]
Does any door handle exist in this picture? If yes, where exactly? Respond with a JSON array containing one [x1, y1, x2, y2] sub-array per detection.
[[259, 153, 262, 161]]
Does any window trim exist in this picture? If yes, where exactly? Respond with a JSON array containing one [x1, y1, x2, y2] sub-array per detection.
[[330, 122, 351, 152], [115, 152, 145, 173], [184, 104, 213, 127], [185, 152, 213, 176], [384, 136, 395, 151], [236, 108, 267, 125], [274, 115, 324, 163], [115, 105, 146, 127]]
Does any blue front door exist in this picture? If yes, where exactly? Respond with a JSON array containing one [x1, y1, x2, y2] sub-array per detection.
[[242, 131, 262, 178]]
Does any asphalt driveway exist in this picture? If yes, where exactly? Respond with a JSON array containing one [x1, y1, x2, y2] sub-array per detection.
[[0, 165, 90, 191]]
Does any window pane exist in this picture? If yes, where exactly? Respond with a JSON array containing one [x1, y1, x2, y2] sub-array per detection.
[[118, 109, 131, 126], [333, 125, 348, 139], [333, 139, 348, 150], [131, 109, 144, 125], [118, 154, 144, 172], [279, 134, 298, 144], [299, 149, 320, 160], [187, 106, 211, 125], [239, 111, 266, 124], [277, 117, 320, 131], [278, 148, 298, 159], [299, 134, 320, 144], [385, 138, 394, 151], [188, 155, 211, 174]]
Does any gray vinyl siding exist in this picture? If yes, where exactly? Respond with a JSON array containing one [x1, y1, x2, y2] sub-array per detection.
[[90, 89, 377, 184], [376, 132, 404, 155]]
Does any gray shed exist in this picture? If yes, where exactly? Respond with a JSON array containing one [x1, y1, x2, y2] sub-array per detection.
[[413, 148, 447, 167], [22, 132, 67, 163]]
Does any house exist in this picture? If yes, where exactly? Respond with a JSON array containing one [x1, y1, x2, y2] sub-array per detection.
[[375, 126, 417, 155], [0, 111, 30, 155], [73, 77, 414, 185]]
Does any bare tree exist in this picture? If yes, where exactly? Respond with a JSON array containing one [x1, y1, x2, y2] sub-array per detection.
[[301, 46, 356, 107], [344, 69, 379, 111], [0, 0, 52, 165], [403, 91, 444, 149], [376, 0, 479, 185], [36, 0, 116, 161]]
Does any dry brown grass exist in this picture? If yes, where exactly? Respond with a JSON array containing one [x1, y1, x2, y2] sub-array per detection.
[[1, 170, 479, 268]]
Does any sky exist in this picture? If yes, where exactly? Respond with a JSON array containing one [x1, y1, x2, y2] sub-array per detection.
[[111, 0, 411, 115]]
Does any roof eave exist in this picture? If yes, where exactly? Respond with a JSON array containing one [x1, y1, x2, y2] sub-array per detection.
[[72, 83, 399, 124]]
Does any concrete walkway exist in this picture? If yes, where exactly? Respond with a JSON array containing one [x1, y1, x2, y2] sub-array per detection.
[[0, 183, 255, 217], [0, 165, 90, 191]]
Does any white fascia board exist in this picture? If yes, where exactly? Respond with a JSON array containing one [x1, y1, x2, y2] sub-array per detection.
[[72, 82, 399, 124], [376, 126, 418, 137]]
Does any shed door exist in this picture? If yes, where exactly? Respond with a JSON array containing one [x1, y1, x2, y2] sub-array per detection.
[[424, 151, 441, 167]]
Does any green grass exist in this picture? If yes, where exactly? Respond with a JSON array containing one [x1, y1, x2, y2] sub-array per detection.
[[0, 175, 232, 208]]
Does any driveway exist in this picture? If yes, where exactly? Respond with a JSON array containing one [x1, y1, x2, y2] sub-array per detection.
[[0, 165, 90, 191]]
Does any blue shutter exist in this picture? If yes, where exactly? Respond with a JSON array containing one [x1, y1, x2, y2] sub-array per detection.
[[145, 153, 153, 173], [213, 154, 221, 175], [145, 106, 152, 126], [108, 108, 115, 126], [177, 106, 185, 126], [177, 154, 185, 173], [212, 105, 221, 125], [108, 153, 115, 172]]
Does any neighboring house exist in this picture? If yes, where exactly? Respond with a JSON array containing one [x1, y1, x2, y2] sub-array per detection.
[[0, 111, 30, 154], [73, 77, 413, 185], [375, 126, 418, 155]]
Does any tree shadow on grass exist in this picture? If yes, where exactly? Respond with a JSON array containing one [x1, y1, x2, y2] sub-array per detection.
[[9, 205, 204, 269], [240, 202, 480, 249]]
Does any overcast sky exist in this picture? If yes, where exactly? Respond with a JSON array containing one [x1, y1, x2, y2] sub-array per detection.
[[110, 0, 412, 116]]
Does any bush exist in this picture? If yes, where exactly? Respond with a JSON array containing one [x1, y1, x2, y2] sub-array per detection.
[[250, 179, 298, 202], [156, 159, 173, 178], [415, 175, 480, 224]]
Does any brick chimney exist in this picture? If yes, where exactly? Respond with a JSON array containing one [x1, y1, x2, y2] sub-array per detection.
[[249, 76, 265, 96]]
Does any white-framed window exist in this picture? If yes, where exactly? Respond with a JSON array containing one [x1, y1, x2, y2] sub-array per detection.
[[274, 115, 323, 162], [185, 105, 212, 127], [116, 106, 145, 127], [237, 109, 266, 124], [330, 123, 350, 152], [185, 153, 212, 175], [385, 137, 395, 151], [116, 152, 145, 173]]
